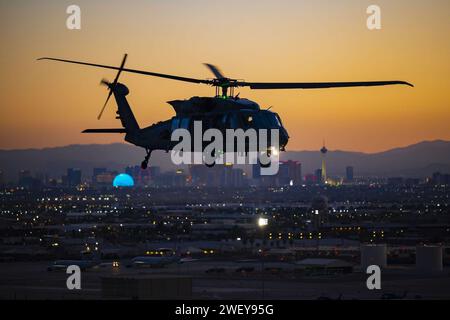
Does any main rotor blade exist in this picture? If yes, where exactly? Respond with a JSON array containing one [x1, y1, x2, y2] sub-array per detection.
[[38, 57, 213, 85], [112, 53, 128, 86], [98, 90, 113, 120], [238, 81, 413, 89], [204, 63, 225, 79], [38, 57, 413, 89]]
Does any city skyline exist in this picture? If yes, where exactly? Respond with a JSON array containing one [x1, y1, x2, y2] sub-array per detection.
[[1, 139, 449, 181], [1, 138, 448, 153], [1, 0, 450, 152]]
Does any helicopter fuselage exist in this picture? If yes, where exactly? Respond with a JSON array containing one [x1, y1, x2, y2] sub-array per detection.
[[128, 95, 290, 153]]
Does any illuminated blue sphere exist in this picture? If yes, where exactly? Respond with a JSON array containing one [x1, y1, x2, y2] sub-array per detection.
[[113, 173, 134, 188]]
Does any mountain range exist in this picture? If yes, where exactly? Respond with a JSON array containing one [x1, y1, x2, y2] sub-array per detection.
[[0, 140, 449, 182]]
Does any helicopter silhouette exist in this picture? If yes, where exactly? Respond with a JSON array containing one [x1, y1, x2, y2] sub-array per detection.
[[38, 54, 413, 169]]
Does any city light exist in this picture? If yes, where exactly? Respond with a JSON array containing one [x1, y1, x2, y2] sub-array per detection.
[[258, 217, 269, 227]]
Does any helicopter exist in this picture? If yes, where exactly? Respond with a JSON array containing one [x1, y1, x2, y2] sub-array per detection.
[[38, 54, 413, 169]]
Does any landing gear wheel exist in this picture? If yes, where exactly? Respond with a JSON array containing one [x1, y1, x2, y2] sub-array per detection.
[[141, 161, 148, 170]]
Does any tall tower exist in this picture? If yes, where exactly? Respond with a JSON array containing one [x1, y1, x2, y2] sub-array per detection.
[[320, 141, 328, 184]]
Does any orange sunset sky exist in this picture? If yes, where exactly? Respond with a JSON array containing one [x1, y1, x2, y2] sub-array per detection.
[[0, 0, 449, 152]]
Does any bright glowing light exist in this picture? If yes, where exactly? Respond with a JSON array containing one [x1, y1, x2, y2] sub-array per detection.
[[113, 173, 134, 188], [270, 146, 279, 156], [258, 217, 269, 227]]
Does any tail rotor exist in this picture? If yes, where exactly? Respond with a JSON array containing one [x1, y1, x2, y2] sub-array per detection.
[[97, 54, 128, 120]]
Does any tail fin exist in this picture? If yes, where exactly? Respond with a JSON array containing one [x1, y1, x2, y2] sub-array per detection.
[[82, 83, 140, 136], [112, 83, 140, 133]]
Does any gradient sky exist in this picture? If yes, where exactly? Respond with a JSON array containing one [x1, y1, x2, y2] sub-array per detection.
[[0, 0, 449, 152]]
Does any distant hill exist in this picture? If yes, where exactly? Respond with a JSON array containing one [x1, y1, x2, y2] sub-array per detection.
[[0, 140, 449, 182], [283, 140, 450, 178]]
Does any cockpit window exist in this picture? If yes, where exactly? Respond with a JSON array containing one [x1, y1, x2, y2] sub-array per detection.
[[265, 113, 282, 127], [274, 114, 282, 127]]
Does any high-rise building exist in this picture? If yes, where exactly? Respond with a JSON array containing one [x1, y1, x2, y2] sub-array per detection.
[[149, 166, 161, 180], [431, 172, 450, 185], [223, 164, 234, 187], [18, 170, 32, 187], [125, 165, 151, 186], [304, 173, 316, 185], [223, 166, 246, 188], [66, 168, 81, 187], [155, 171, 187, 187], [320, 142, 328, 184], [232, 168, 246, 188], [95, 172, 116, 186], [278, 160, 302, 186], [189, 164, 247, 187], [18, 170, 41, 189], [190, 165, 209, 186], [0, 170, 4, 187], [346, 166, 354, 182], [315, 169, 322, 184], [92, 168, 107, 183], [174, 169, 187, 187]]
